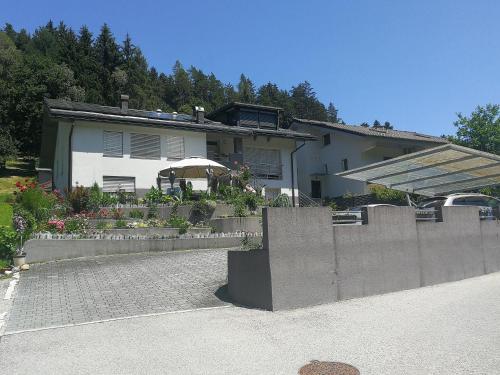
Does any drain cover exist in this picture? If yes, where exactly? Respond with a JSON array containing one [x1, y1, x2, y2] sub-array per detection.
[[299, 360, 360, 375]]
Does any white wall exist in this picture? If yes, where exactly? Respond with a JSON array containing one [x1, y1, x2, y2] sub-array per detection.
[[293, 124, 435, 198], [69, 121, 207, 192]]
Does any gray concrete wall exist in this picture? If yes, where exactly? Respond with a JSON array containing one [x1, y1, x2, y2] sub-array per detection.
[[334, 206, 421, 300], [228, 250, 272, 310], [480, 220, 500, 273], [417, 207, 486, 286], [264, 207, 336, 310], [209, 217, 262, 233], [87, 227, 211, 237], [24, 235, 257, 263], [228, 206, 500, 311], [100, 204, 235, 220]]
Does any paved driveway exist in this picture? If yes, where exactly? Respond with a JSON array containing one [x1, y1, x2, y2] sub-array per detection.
[[5, 248, 230, 334]]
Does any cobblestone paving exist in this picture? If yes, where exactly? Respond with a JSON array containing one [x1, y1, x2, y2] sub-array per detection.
[[5, 249, 230, 333]]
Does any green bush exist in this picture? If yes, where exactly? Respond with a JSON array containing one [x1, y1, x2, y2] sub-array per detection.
[[190, 199, 216, 224], [88, 183, 102, 212], [369, 184, 406, 204], [145, 186, 163, 205], [100, 193, 119, 206], [67, 186, 90, 213], [167, 214, 190, 234], [0, 226, 18, 261], [15, 184, 57, 222], [114, 219, 127, 229], [95, 221, 111, 230], [269, 194, 291, 207], [64, 215, 89, 234], [129, 209, 144, 219], [233, 201, 248, 217]]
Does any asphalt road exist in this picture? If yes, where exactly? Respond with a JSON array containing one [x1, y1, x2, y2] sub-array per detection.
[[1, 272, 500, 375]]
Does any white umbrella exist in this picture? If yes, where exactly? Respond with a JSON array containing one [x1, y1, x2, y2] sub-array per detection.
[[159, 156, 230, 179]]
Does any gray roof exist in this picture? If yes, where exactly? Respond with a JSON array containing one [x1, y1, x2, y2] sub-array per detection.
[[292, 118, 448, 144], [44, 99, 316, 141], [207, 101, 283, 119]]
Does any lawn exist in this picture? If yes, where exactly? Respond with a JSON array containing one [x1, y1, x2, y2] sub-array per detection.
[[0, 159, 36, 228]]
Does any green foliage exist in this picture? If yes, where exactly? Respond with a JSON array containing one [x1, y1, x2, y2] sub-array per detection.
[[1, 23, 334, 156], [241, 234, 262, 251], [64, 215, 89, 234], [190, 199, 216, 224], [67, 185, 89, 213], [0, 127, 17, 169], [14, 183, 57, 223], [269, 194, 291, 207], [100, 193, 118, 206], [166, 214, 190, 234], [448, 104, 500, 155], [0, 225, 17, 261], [144, 186, 163, 205], [233, 201, 248, 217], [114, 219, 127, 229], [128, 209, 144, 219], [88, 182, 102, 212], [95, 221, 111, 230], [369, 184, 406, 203]]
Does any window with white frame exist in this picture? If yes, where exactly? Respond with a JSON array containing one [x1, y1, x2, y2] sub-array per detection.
[[166, 136, 185, 160], [102, 176, 136, 193], [130, 133, 160, 159], [103, 131, 123, 157]]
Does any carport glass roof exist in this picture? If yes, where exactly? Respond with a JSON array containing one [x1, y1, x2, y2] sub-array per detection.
[[336, 144, 500, 197]]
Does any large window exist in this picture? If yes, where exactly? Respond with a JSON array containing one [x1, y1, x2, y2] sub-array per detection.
[[102, 176, 136, 193], [103, 131, 123, 157], [166, 136, 185, 160], [130, 133, 161, 159], [244, 147, 282, 180]]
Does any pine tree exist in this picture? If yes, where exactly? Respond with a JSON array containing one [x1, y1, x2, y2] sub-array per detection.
[[237, 74, 256, 103], [95, 24, 121, 105], [384, 121, 393, 129], [373, 120, 381, 127], [327, 102, 340, 123]]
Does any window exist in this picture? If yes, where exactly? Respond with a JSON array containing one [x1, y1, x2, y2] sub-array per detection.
[[239, 111, 259, 128], [130, 133, 160, 159], [103, 131, 123, 157], [102, 176, 135, 193], [341, 158, 349, 171], [258, 112, 277, 129], [311, 180, 322, 199], [166, 136, 185, 160], [323, 133, 331, 146], [233, 138, 243, 154], [244, 147, 282, 179]]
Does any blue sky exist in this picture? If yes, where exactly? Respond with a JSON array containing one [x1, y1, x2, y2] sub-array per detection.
[[2, 0, 500, 136]]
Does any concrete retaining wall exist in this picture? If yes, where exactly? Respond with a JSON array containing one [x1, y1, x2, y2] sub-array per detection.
[[228, 206, 500, 311], [209, 217, 261, 234], [101, 204, 235, 220], [25, 235, 260, 263], [88, 227, 211, 237]]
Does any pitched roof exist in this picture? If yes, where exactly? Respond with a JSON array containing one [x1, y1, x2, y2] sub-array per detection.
[[292, 118, 448, 144], [207, 101, 283, 119], [44, 99, 316, 141]]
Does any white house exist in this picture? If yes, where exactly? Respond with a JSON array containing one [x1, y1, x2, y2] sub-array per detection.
[[290, 118, 448, 200], [39, 96, 316, 199]]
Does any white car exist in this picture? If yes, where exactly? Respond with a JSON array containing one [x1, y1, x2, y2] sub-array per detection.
[[333, 204, 397, 224], [418, 193, 499, 218]]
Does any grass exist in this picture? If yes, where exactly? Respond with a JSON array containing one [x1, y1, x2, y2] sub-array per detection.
[[0, 159, 36, 228]]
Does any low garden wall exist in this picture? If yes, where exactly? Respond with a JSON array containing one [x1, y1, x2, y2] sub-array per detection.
[[209, 217, 261, 234], [228, 206, 500, 311], [25, 232, 262, 263]]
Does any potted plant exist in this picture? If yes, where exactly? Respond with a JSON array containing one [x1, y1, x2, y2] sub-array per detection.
[[12, 214, 27, 267]]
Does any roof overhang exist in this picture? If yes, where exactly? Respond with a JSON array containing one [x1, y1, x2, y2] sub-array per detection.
[[336, 144, 500, 197]]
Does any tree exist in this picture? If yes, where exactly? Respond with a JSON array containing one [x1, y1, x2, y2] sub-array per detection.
[[94, 24, 121, 105], [172, 60, 192, 109], [326, 102, 340, 123], [360, 122, 369, 128], [290, 81, 327, 121], [237, 74, 256, 103], [373, 120, 381, 127], [383, 121, 393, 130], [449, 104, 500, 155], [0, 126, 17, 169]]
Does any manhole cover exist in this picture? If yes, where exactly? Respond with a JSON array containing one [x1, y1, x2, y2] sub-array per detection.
[[299, 360, 360, 375]]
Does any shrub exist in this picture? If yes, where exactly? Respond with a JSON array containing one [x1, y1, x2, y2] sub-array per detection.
[[95, 221, 111, 230], [0, 226, 18, 261], [66, 186, 90, 213], [12, 208, 36, 236], [129, 209, 144, 219], [233, 201, 248, 217], [269, 194, 291, 207], [88, 183, 102, 212], [47, 219, 65, 233], [369, 184, 406, 204], [190, 199, 216, 224], [0, 259, 10, 269], [145, 186, 163, 205], [114, 219, 127, 229], [14, 181, 57, 222], [100, 193, 119, 206], [110, 208, 124, 220], [64, 215, 89, 234], [167, 214, 190, 234], [241, 233, 262, 250]]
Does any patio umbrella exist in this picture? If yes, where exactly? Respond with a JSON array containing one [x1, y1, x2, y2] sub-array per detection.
[[159, 156, 230, 194], [158, 156, 230, 179]]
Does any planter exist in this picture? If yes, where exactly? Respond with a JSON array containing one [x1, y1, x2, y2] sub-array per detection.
[[13, 253, 27, 267]]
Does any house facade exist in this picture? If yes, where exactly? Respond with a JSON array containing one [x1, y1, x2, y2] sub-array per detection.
[[290, 118, 448, 200], [39, 97, 315, 199]]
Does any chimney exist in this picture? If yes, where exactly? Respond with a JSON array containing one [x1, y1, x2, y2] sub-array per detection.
[[120, 95, 129, 114], [193, 106, 205, 124]]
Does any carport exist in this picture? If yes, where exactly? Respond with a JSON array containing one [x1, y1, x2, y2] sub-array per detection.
[[336, 144, 500, 196]]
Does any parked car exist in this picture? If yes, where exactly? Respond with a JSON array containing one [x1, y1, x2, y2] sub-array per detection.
[[417, 193, 499, 219], [332, 204, 397, 224]]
